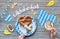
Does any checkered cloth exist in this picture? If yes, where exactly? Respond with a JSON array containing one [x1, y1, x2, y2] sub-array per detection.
[[15, 18, 37, 37], [37, 10, 56, 28]]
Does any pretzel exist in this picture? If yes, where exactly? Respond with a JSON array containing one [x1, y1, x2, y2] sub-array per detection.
[[18, 16, 32, 26]]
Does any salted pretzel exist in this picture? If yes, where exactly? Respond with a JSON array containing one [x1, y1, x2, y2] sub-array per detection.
[[18, 16, 32, 26]]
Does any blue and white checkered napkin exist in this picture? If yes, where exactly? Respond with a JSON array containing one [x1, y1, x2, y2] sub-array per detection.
[[15, 18, 37, 37], [5, 14, 12, 22], [37, 10, 56, 28]]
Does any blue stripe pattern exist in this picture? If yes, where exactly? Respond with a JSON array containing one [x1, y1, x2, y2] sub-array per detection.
[[15, 18, 37, 37], [37, 10, 56, 29], [5, 14, 12, 22]]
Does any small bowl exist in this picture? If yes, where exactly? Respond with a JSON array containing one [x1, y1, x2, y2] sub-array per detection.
[[7, 24, 14, 32]]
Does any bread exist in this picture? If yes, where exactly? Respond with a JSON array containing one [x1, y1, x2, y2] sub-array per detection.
[[18, 16, 32, 26]]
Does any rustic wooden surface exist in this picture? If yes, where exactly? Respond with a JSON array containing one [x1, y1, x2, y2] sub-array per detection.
[[0, 0, 60, 39]]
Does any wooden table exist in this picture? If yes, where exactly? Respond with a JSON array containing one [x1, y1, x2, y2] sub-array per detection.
[[0, 0, 60, 39]]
